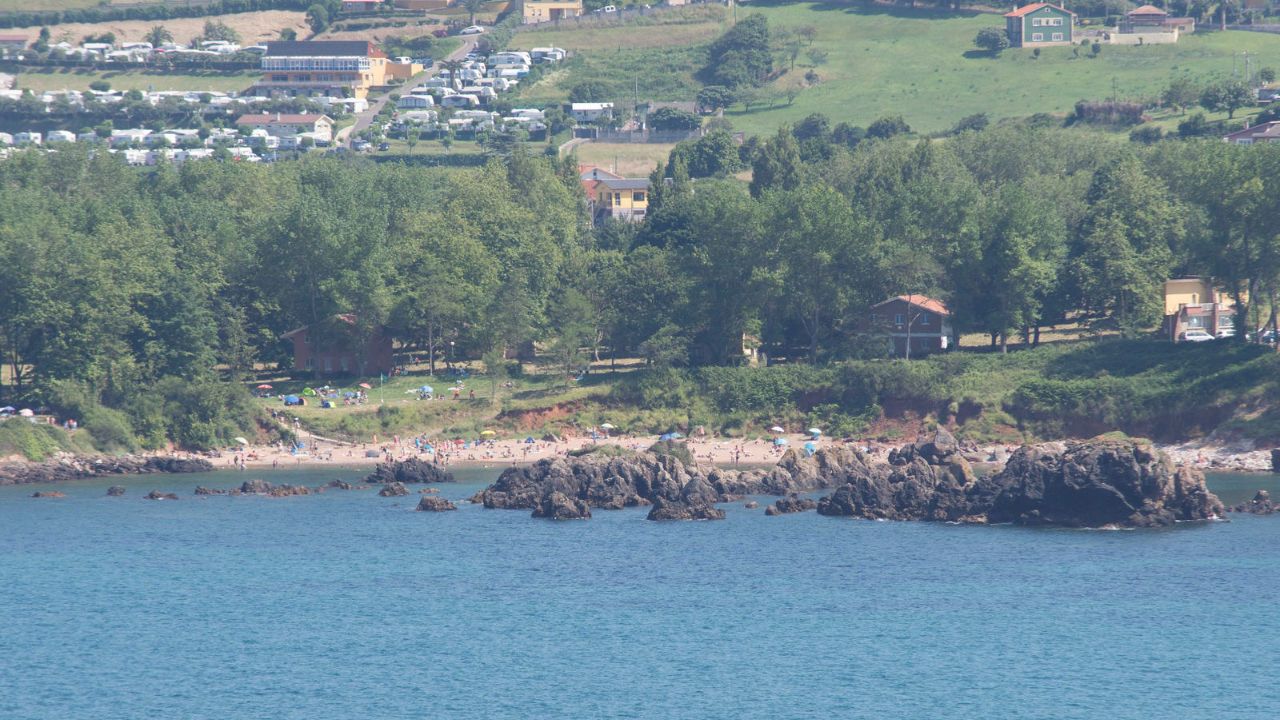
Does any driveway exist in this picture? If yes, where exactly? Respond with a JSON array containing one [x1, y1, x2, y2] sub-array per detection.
[[339, 37, 479, 148]]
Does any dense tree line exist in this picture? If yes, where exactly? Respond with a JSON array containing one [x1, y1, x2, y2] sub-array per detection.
[[0, 0, 320, 29], [2, 122, 1279, 448]]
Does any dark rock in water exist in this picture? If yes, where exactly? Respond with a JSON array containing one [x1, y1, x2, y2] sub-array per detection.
[[1230, 490, 1275, 515], [532, 491, 592, 520], [378, 482, 409, 497], [106, 486, 125, 497], [473, 443, 868, 524], [31, 491, 66, 498], [240, 479, 273, 495], [766, 494, 817, 515], [744, 501, 759, 509], [193, 486, 227, 496], [365, 458, 454, 485], [327, 479, 353, 490], [984, 441, 1224, 527], [1271, 449, 1280, 474], [144, 490, 179, 500], [416, 495, 458, 512], [646, 497, 725, 521], [142, 457, 213, 474], [817, 437, 1222, 528]]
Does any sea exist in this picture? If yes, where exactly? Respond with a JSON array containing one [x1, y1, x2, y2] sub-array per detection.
[[1, 467, 1277, 720]]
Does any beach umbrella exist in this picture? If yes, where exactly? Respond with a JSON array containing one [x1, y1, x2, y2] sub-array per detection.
[[256, 384, 273, 390], [284, 394, 300, 403], [358, 383, 372, 389], [774, 438, 789, 446], [769, 425, 785, 433], [0, 406, 14, 413], [600, 423, 614, 430], [808, 428, 822, 436], [235, 437, 249, 445], [804, 441, 817, 451], [480, 430, 496, 437], [525, 437, 535, 444], [18, 408, 34, 417], [302, 387, 317, 396], [419, 385, 434, 393]]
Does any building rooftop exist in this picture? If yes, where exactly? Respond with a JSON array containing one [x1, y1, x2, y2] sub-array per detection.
[[1004, 3, 1075, 18], [873, 295, 951, 316], [598, 177, 650, 191], [236, 113, 330, 125], [265, 41, 385, 58]]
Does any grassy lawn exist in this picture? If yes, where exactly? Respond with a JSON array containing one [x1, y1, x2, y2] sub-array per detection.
[[731, 3, 1280, 135], [11, 66, 258, 93], [572, 141, 674, 176], [508, 3, 1280, 136]]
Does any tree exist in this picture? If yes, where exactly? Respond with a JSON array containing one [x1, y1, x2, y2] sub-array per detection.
[[696, 85, 735, 114], [306, 4, 330, 35], [805, 47, 828, 66], [703, 13, 772, 88], [648, 107, 701, 131], [568, 81, 610, 104], [1260, 67, 1276, 84], [280, 28, 298, 41], [202, 20, 240, 44], [145, 25, 172, 48], [1162, 75, 1200, 114], [750, 127, 802, 198], [1199, 78, 1254, 119], [461, 0, 486, 25], [866, 115, 911, 140], [974, 26, 1010, 55], [548, 288, 595, 383]]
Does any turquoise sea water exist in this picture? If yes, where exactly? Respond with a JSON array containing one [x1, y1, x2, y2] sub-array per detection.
[[2, 467, 1278, 720]]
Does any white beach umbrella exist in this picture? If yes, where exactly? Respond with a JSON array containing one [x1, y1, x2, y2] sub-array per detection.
[[770, 426, 785, 433]]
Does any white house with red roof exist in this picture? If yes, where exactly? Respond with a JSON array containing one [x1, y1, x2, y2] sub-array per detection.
[[1223, 121, 1280, 145]]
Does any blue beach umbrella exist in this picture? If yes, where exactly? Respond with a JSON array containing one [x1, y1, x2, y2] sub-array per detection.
[[774, 438, 789, 446], [420, 385, 434, 394]]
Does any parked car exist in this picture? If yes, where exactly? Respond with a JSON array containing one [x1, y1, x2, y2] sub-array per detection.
[[377, 141, 391, 151], [1216, 327, 1236, 339], [459, 25, 486, 35], [413, 56, 433, 67], [595, 4, 617, 12], [1178, 329, 1214, 343], [394, 56, 412, 64]]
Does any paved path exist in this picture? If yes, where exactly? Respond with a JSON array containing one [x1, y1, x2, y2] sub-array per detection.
[[340, 37, 479, 148]]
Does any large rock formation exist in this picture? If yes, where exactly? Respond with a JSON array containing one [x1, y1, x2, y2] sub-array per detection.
[[378, 482, 410, 497], [531, 491, 592, 520], [237, 479, 311, 497], [144, 490, 179, 500], [472, 443, 866, 521], [416, 495, 458, 512], [0, 455, 213, 485], [817, 435, 1224, 528], [106, 486, 126, 497], [31, 491, 66, 498], [766, 494, 817, 516], [364, 458, 454, 485]]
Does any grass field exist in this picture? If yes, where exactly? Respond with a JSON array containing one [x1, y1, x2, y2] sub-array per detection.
[[510, 3, 1280, 136], [11, 66, 258, 92], [572, 141, 674, 176]]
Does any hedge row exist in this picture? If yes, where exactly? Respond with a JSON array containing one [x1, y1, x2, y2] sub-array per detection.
[[0, 0, 313, 29]]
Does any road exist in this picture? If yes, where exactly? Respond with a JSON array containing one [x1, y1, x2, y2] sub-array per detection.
[[338, 36, 479, 149]]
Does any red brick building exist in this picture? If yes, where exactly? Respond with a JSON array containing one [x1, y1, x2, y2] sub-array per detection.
[[282, 314, 394, 376], [868, 295, 954, 358]]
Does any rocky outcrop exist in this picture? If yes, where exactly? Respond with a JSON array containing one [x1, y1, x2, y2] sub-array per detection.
[[416, 495, 458, 512], [531, 491, 592, 520], [1230, 490, 1276, 515], [646, 497, 725, 521], [817, 436, 1224, 528], [378, 482, 409, 497], [364, 458, 454, 485], [0, 454, 213, 486], [144, 490, 179, 500], [194, 486, 226, 496], [236, 480, 310, 497], [744, 501, 759, 509], [31, 491, 66, 498], [106, 486, 125, 497], [328, 479, 354, 490], [472, 443, 867, 522], [766, 494, 817, 515]]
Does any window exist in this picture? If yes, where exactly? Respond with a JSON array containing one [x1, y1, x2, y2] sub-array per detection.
[[1052, 32, 1064, 41], [1031, 18, 1042, 26], [323, 357, 332, 373], [918, 313, 929, 326], [340, 357, 349, 372], [633, 192, 645, 202], [894, 313, 905, 326], [613, 192, 621, 206], [1032, 33, 1044, 42], [272, 74, 288, 82], [305, 357, 314, 369]]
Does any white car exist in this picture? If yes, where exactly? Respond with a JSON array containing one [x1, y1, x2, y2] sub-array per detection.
[[596, 5, 617, 12], [459, 25, 486, 35], [1179, 329, 1214, 343]]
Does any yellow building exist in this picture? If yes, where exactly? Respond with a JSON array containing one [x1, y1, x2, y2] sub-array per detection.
[[1162, 277, 1243, 341], [253, 41, 389, 99], [593, 176, 649, 223], [523, 0, 584, 24]]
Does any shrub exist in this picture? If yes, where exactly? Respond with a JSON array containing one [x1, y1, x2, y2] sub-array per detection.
[[974, 27, 1010, 55]]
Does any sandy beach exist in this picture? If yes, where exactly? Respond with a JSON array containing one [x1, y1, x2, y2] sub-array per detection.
[[214, 433, 1278, 474]]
